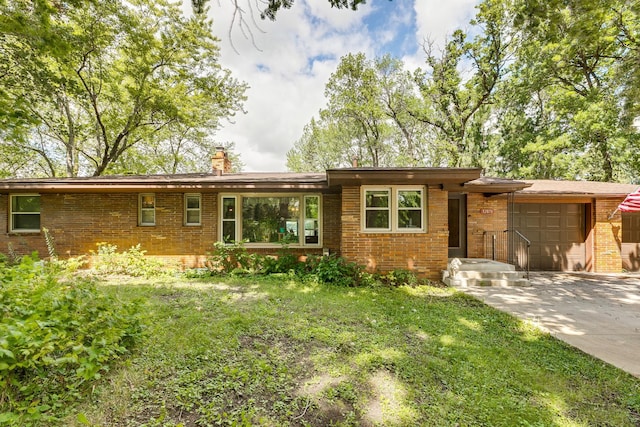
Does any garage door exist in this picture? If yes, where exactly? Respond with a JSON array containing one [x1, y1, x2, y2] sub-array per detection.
[[622, 212, 640, 271], [513, 203, 586, 271]]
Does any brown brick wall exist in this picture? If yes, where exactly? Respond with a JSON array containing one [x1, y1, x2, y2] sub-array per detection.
[[466, 194, 509, 259], [593, 198, 624, 273], [0, 192, 337, 268], [339, 185, 448, 279]]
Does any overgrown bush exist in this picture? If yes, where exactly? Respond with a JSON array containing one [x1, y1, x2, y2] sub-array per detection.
[[207, 241, 256, 274], [0, 254, 142, 425], [307, 254, 363, 287], [91, 243, 169, 277]]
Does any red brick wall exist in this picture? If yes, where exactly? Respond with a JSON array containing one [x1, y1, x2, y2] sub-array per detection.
[[466, 193, 509, 259], [0, 192, 337, 267], [594, 198, 624, 273], [339, 185, 448, 279]]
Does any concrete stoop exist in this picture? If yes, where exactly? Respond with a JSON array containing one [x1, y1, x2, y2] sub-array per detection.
[[442, 258, 530, 288]]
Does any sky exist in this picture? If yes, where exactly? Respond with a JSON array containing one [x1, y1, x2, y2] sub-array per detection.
[[202, 0, 480, 172]]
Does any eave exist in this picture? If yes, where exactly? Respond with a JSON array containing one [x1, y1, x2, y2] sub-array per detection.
[[326, 167, 482, 187]]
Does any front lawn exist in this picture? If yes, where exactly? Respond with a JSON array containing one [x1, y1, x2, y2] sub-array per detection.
[[69, 275, 639, 426]]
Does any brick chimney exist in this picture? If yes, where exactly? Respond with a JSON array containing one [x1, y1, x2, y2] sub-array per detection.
[[211, 147, 231, 175]]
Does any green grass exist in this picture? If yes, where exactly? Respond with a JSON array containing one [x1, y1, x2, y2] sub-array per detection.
[[66, 275, 640, 427]]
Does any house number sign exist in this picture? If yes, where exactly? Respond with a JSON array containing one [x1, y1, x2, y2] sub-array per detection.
[[480, 208, 494, 214]]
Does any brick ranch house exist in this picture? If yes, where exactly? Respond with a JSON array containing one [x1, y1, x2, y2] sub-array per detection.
[[1, 151, 639, 279]]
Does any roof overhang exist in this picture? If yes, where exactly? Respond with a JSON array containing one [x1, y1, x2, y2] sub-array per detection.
[[326, 167, 482, 187], [0, 173, 332, 193], [443, 176, 531, 194]]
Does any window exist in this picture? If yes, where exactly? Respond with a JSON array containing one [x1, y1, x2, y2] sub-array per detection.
[[139, 194, 156, 226], [364, 189, 391, 230], [185, 194, 201, 226], [220, 194, 321, 246], [10, 194, 41, 232], [362, 187, 425, 232], [221, 196, 236, 243]]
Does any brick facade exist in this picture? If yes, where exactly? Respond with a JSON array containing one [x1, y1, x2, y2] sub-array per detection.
[[466, 193, 509, 259], [0, 192, 337, 268], [339, 185, 448, 280], [593, 197, 624, 273]]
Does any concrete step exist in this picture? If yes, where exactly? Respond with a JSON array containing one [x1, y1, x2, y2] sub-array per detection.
[[443, 258, 530, 287], [444, 276, 530, 288], [452, 270, 527, 280]]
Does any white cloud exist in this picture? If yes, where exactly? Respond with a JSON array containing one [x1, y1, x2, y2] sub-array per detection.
[[205, 0, 479, 172]]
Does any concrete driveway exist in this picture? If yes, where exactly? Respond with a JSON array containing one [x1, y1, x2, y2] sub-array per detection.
[[456, 272, 640, 378]]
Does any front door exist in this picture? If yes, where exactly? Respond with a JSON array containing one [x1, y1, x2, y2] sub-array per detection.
[[448, 194, 467, 258]]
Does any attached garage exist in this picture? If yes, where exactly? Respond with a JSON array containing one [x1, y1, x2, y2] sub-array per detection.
[[513, 203, 587, 271]]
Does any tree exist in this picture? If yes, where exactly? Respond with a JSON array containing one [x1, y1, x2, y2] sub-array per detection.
[[287, 53, 433, 171], [492, 0, 640, 182], [1, 0, 247, 177], [410, 0, 513, 168]]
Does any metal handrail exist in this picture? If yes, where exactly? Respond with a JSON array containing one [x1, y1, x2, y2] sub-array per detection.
[[483, 229, 531, 279]]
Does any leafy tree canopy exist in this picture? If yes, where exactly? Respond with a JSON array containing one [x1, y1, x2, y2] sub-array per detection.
[[0, 0, 247, 177]]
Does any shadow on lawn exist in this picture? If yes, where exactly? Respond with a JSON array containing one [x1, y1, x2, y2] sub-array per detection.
[[84, 276, 640, 427]]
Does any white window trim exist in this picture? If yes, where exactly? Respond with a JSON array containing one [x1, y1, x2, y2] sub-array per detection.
[[219, 193, 323, 247], [362, 188, 392, 232], [361, 186, 426, 233], [184, 193, 202, 226], [139, 193, 156, 226], [10, 193, 41, 233]]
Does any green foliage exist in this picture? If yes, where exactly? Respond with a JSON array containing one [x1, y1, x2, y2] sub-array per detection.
[[381, 268, 422, 287], [0, 254, 142, 425], [207, 241, 256, 274], [0, 0, 247, 177], [91, 243, 170, 278], [306, 254, 362, 287]]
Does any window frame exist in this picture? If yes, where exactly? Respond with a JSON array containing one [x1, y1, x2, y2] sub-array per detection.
[[184, 193, 202, 226], [10, 194, 41, 233], [363, 188, 392, 231], [139, 193, 156, 226], [219, 193, 322, 247], [361, 186, 426, 233]]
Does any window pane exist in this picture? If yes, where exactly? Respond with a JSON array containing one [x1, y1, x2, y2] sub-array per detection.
[[398, 210, 422, 229], [242, 197, 300, 243], [305, 219, 319, 244], [223, 221, 236, 243], [223, 197, 236, 220], [141, 210, 155, 224], [398, 191, 421, 208], [13, 214, 40, 230], [186, 195, 200, 209], [186, 210, 200, 224], [366, 210, 389, 229], [141, 195, 155, 209], [13, 195, 40, 212], [305, 196, 319, 219], [366, 191, 389, 208]]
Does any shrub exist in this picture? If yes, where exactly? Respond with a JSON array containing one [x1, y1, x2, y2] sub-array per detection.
[[0, 254, 142, 425], [260, 245, 303, 275], [91, 243, 169, 277], [308, 254, 362, 287], [207, 241, 255, 274]]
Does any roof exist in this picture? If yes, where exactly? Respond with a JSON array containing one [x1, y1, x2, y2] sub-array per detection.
[[517, 180, 639, 198], [326, 167, 482, 186], [0, 172, 330, 192], [451, 176, 531, 194]]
